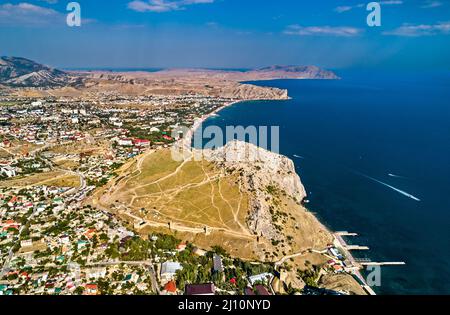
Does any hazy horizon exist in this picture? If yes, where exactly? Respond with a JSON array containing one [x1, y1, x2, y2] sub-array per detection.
[[1, 0, 449, 70]]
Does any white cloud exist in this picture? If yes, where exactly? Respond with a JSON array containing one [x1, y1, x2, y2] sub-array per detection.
[[205, 21, 219, 28], [335, 3, 364, 13], [0, 2, 95, 27], [383, 22, 450, 36], [421, 1, 443, 8], [284, 25, 363, 37], [335, 1, 402, 13], [0, 2, 62, 25], [380, 1, 403, 4], [128, 0, 214, 13]]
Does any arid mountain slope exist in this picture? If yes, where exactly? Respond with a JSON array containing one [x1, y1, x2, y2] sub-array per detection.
[[0, 57, 78, 88], [1, 57, 338, 99]]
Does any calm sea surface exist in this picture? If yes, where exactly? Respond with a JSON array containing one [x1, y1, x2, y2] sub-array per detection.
[[195, 71, 450, 295]]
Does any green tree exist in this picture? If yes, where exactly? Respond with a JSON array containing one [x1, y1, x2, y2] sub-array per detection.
[[74, 286, 85, 295]]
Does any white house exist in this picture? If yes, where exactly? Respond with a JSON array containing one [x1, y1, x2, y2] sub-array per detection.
[[160, 261, 183, 284], [118, 138, 133, 147], [1, 167, 16, 178], [86, 267, 107, 280], [0, 166, 16, 177], [248, 273, 273, 285], [20, 240, 33, 247]]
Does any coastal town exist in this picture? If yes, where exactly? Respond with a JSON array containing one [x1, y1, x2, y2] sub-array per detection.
[[0, 92, 380, 296], [1, 0, 447, 304], [0, 57, 387, 296], [0, 185, 358, 296]]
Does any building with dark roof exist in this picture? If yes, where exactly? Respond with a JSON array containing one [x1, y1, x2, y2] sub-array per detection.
[[185, 283, 215, 296], [254, 284, 271, 296], [244, 287, 256, 295]]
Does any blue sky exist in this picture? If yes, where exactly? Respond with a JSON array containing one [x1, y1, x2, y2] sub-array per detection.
[[0, 0, 449, 70]]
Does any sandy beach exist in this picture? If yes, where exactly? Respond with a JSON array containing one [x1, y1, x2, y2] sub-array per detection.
[[181, 100, 251, 151]]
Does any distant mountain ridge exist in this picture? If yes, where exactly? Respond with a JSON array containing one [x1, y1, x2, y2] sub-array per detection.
[[0, 56, 73, 88], [255, 65, 322, 72], [251, 65, 340, 79], [0, 57, 339, 90]]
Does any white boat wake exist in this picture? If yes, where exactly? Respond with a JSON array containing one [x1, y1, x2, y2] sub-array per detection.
[[388, 173, 406, 179], [293, 154, 305, 159], [359, 173, 421, 202]]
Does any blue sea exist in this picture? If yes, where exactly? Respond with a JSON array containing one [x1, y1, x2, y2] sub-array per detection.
[[196, 71, 450, 295]]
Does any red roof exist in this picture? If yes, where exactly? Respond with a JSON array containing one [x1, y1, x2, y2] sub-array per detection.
[[84, 228, 96, 239], [177, 243, 187, 250], [85, 284, 98, 290], [164, 281, 177, 293], [134, 139, 150, 144]]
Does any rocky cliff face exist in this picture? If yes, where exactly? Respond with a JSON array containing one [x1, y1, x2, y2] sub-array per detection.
[[220, 83, 289, 100], [249, 65, 340, 80], [204, 141, 307, 240]]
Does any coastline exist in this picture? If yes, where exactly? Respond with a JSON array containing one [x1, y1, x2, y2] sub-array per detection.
[[184, 93, 292, 147], [185, 94, 374, 295], [183, 98, 264, 150]]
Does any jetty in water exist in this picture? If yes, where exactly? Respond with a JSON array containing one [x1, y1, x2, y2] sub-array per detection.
[[332, 231, 406, 295]]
